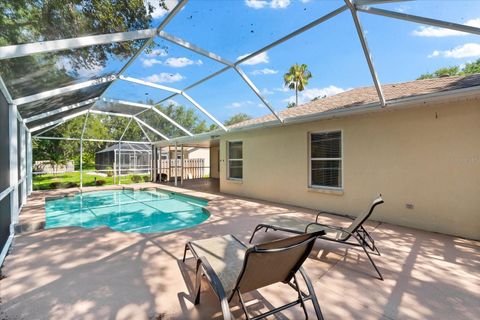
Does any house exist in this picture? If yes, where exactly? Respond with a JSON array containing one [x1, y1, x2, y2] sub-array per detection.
[[155, 74, 480, 240]]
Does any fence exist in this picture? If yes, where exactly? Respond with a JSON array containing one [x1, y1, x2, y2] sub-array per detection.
[[159, 159, 208, 181]]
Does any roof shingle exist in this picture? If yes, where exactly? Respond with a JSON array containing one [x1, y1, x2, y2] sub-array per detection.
[[229, 74, 480, 129]]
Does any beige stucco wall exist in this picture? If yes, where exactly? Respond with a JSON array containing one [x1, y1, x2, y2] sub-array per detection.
[[210, 146, 220, 179], [219, 99, 480, 240]]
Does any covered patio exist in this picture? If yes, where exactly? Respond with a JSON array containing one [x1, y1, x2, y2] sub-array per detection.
[[1, 184, 478, 319]]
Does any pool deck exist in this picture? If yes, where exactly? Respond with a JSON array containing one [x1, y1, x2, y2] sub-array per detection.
[[1, 183, 479, 319]]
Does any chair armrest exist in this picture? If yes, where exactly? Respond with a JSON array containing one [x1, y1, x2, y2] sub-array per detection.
[[305, 222, 343, 234], [196, 256, 228, 300], [316, 210, 356, 222]]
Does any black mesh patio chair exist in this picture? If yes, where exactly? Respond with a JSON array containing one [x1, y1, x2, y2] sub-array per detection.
[[249, 195, 384, 280], [182, 231, 326, 320]]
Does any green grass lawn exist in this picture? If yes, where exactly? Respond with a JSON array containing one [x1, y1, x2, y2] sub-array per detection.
[[33, 171, 150, 190]]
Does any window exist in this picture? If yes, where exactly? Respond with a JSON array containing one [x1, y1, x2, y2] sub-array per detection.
[[310, 131, 342, 189], [227, 141, 243, 180]]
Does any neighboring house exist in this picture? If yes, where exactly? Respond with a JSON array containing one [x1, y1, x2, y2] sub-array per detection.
[[157, 74, 480, 240]]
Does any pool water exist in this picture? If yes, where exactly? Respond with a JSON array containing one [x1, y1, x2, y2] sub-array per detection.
[[45, 189, 210, 233]]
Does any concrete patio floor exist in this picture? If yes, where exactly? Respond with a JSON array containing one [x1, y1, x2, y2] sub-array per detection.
[[1, 184, 479, 320]]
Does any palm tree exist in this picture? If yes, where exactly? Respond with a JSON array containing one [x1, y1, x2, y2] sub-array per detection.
[[283, 63, 313, 107]]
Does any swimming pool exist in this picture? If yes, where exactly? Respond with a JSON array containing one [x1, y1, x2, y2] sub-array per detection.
[[45, 189, 210, 233]]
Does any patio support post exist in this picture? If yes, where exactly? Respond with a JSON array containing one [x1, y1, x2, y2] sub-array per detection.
[[9, 104, 19, 224], [159, 147, 162, 182], [80, 112, 90, 190], [119, 142, 122, 185], [113, 150, 117, 184], [168, 145, 171, 182], [174, 142, 178, 187], [26, 131, 32, 195], [181, 144, 184, 186]]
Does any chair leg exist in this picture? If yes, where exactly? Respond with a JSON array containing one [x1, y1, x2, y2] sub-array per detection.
[[298, 267, 324, 320], [194, 260, 202, 305], [182, 243, 189, 262], [236, 289, 251, 320], [360, 242, 383, 281], [292, 274, 309, 320]]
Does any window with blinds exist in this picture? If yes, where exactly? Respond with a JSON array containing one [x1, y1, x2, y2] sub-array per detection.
[[228, 141, 243, 180], [310, 131, 342, 188]]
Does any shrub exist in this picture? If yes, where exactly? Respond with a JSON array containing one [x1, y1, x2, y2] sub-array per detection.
[[66, 182, 78, 188], [131, 175, 142, 183], [95, 179, 106, 186], [142, 175, 150, 182], [49, 182, 63, 189]]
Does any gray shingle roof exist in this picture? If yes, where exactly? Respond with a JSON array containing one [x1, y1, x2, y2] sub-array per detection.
[[229, 74, 480, 129]]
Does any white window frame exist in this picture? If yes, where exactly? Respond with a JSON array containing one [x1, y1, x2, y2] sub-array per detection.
[[227, 140, 243, 181], [308, 130, 343, 190]]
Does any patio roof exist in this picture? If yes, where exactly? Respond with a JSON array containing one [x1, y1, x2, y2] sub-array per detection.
[[1, 0, 480, 145]]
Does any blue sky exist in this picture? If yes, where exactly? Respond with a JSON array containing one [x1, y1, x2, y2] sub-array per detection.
[[104, 0, 480, 125]]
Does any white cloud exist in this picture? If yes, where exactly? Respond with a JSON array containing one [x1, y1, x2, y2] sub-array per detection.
[[245, 0, 268, 9], [394, 5, 409, 13], [164, 57, 203, 68], [142, 58, 162, 67], [165, 99, 180, 106], [237, 52, 269, 65], [145, 49, 168, 57], [144, 72, 184, 83], [142, 56, 203, 68], [245, 0, 290, 9], [283, 86, 345, 104], [270, 0, 291, 9], [251, 68, 278, 75], [146, 0, 179, 18], [226, 100, 254, 109], [261, 88, 274, 95], [274, 86, 289, 92], [428, 43, 480, 59], [412, 18, 480, 37]]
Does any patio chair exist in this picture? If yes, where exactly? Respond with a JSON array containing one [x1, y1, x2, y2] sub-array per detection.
[[182, 231, 326, 320], [249, 195, 384, 280]]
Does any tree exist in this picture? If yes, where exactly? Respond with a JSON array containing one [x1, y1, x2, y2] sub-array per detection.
[[286, 102, 296, 109], [0, 1, 167, 97], [417, 59, 480, 79], [32, 138, 67, 174], [138, 99, 215, 137], [283, 64, 312, 107], [418, 66, 459, 80], [224, 113, 252, 126]]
